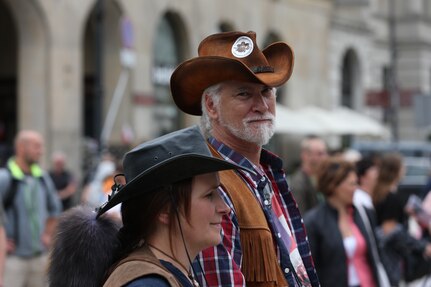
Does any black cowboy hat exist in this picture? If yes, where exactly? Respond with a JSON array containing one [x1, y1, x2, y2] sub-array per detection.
[[96, 125, 250, 217], [170, 31, 294, 116]]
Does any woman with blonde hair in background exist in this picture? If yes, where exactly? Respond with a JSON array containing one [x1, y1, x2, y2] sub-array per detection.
[[304, 157, 380, 287]]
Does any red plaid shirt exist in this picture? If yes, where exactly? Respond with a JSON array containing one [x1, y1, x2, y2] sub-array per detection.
[[193, 138, 320, 287]]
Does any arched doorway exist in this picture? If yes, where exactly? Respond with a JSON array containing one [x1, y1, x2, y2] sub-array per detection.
[[152, 11, 188, 135], [82, 0, 123, 180], [219, 22, 235, 32], [83, 0, 123, 144], [341, 48, 361, 108], [0, 0, 17, 165], [341, 48, 361, 146]]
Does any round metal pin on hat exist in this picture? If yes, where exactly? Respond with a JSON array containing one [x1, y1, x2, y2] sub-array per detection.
[[170, 31, 294, 116]]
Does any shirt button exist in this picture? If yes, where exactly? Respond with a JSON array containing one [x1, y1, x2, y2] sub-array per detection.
[[277, 233, 281, 238], [264, 200, 269, 205], [284, 267, 290, 273]]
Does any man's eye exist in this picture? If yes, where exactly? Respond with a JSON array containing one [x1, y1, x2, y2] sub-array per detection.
[[237, 92, 250, 97], [262, 87, 274, 96]]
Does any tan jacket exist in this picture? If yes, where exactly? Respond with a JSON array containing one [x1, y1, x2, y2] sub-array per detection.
[[103, 245, 182, 287]]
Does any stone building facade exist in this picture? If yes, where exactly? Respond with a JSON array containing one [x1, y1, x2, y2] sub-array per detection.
[[0, 0, 431, 180]]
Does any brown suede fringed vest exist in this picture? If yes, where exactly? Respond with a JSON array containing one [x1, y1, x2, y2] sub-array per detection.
[[208, 144, 288, 287], [103, 245, 182, 287]]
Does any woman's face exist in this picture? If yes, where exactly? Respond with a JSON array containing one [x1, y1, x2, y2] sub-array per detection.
[[180, 172, 230, 252], [333, 171, 358, 206]]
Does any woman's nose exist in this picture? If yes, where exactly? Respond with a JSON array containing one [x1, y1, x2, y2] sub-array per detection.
[[215, 192, 230, 215]]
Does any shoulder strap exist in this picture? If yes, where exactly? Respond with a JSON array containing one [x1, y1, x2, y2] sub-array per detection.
[[3, 168, 18, 210], [356, 205, 391, 287], [2, 169, 50, 211]]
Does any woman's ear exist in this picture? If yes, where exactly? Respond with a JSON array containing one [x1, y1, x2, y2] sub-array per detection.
[[158, 203, 172, 225], [158, 211, 170, 225]]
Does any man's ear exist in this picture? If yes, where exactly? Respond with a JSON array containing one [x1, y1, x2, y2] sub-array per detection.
[[204, 94, 218, 120]]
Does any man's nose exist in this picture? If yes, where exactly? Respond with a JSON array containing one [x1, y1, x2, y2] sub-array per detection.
[[252, 93, 270, 112]]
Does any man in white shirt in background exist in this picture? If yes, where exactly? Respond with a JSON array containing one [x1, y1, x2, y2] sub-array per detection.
[[354, 156, 380, 209]]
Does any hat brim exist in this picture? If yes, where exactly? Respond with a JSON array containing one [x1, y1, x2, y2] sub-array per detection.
[[96, 154, 251, 217], [171, 42, 294, 115]]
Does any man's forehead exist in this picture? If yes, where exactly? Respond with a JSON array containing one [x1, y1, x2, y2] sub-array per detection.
[[308, 140, 327, 151]]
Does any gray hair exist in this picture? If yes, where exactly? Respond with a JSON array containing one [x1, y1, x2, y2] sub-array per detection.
[[200, 83, 222, 138]]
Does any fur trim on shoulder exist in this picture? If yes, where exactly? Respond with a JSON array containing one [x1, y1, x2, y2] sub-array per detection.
[[48, 205, 121, 287]]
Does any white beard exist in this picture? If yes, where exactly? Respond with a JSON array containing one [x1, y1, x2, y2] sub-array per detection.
[[219, 114, 275, 146]]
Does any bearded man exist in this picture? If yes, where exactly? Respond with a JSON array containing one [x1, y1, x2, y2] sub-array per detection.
[[0, 130, 61, 287], [170, 31, 320, 287]]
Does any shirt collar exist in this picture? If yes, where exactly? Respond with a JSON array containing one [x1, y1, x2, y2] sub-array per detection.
[[208, 136, 284, 182]]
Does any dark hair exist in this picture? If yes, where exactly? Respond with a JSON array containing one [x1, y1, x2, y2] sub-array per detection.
[[48, 206, 121, 287], [373, 152, 403, 204], [355, 155, 379, 185], [118, 178, 193, 257], [48, 177, 193, 287], [317, 157, 355, 197]]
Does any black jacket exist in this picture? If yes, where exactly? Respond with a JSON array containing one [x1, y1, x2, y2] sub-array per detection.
[[304, 202, 380, 287]]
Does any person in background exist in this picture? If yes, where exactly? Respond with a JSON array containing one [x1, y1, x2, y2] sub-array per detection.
[[354, 155, 380, 210], [48, 125, 248, 287], [170, 31, 319, 286], [373, 152, 431, 285], [0, 130, 62, 287], [353, 155, 391, 287], [49, 151, 77, 211], [373, 153, 406, 227], [342, 148, 362, 164], [304, 157, 380, 287], [290, 135, 328, 214], [80, 152, 121, 217]]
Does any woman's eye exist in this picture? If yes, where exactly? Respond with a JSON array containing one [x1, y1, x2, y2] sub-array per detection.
[[205, 191, 217, 199]]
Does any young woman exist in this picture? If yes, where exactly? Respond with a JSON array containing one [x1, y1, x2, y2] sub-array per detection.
[[48, 126, 250, 287], [304, 157, 380, 287]]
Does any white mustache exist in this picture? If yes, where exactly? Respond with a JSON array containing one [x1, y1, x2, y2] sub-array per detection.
[[244, 115, 274, 123]]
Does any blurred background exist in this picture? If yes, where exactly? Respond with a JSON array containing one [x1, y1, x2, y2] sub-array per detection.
[[1, 0, 431, 199]]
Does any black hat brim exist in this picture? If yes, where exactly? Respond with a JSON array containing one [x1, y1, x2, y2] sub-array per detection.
[[96, 153, 251, 217]]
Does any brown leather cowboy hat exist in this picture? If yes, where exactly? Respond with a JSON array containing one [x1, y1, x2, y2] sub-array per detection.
[[170, 31, 294, 116]]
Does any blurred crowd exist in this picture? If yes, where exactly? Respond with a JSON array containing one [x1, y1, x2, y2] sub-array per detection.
[[0, 129, 430, 286], [0, 130, 127, 287], [288, 136, 431, 287]]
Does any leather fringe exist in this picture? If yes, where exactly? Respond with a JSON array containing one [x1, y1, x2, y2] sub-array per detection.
[[241, 228, 279, 283]]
